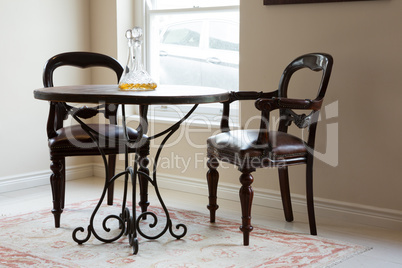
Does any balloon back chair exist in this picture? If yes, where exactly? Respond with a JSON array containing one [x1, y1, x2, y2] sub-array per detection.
[[43, 52, 150, 228], [206, 53, 333, 245]]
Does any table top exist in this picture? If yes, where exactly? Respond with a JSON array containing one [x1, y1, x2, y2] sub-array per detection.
[[34, 84, 230, 105]]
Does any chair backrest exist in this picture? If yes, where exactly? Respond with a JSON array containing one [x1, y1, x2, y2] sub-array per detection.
[[278, 53, 333, 100], [276, 53, 333, 148], [43, 52, 124, 138]]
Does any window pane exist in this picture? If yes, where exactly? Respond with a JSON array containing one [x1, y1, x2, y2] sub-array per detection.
[[209, 21, 239, 51], [148, 10, 239, 91], [162, 22, 202, 47], [146, 1, 239, 122]]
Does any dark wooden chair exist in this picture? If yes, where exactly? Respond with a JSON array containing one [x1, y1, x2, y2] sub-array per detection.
[[43, 51, 150, 228], [206, 53, 333, 245]]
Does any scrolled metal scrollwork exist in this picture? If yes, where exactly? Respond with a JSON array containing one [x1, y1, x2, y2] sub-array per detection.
[[71, 173, 127, 245], [72, 225, 92, 244], [169, 220, 187, 239], [119, 206, 139, 254], [69, 102, 192, 255]]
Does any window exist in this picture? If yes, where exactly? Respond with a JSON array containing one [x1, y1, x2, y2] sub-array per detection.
[[144, 0, 239, 126], [162, 22, 201, 47], [209, 21, 239, 51]]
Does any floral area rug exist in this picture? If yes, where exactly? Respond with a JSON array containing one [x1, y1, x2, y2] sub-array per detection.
[[0, 199, 369, 267]]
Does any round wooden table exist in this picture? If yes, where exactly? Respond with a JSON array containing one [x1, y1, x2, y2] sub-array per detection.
[[34, 84, 230, 105], [34, 84, 230, 254]]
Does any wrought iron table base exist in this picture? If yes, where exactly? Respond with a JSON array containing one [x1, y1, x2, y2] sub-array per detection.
[[69, 104, 197, 254], [72, 162, 187, 254]]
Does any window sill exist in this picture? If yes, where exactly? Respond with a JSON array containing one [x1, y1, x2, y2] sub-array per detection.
[[124, 114, 224, 129], [119, 104, 239, 130]]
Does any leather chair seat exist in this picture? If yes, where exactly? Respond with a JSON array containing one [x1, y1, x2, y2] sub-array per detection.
[[207, 130, 307, 166], [49, 124, 148, 156]]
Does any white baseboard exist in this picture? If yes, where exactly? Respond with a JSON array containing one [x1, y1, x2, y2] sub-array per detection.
[[0, 164, 93, 194], [93, 163, 402, 231], [154, 173, 402, 231], [4, 163, 402, 232]]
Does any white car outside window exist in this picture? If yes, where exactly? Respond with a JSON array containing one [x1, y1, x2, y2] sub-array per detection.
[[159, 19, 239, 91], [145, 2, 239, 126]]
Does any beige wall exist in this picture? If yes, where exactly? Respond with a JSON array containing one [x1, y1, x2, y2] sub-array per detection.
[[0, 0, 91, 178], [0, 0, 133, 181], [239, 0, 402, 211], [89, 0, 135, 84]]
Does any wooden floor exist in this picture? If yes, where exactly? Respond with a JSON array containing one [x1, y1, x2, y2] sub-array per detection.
[[1, 177, 402, 267]]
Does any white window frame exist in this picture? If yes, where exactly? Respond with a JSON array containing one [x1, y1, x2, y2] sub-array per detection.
[[137, 1, 239, 128]]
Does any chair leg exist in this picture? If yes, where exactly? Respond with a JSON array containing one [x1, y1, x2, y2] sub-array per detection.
[[50, 157, 64, 228], [107, 155, 116, 205], [138, 153, 150, 217], [239, 168, 254, 246], [306, 157, 317, 235], [206, 158, 219, 223], [60, 158, 66, 209], [278, 167, 294, 222]]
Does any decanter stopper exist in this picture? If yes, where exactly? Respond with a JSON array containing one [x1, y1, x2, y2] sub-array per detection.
[[118, 26, 157, 91]]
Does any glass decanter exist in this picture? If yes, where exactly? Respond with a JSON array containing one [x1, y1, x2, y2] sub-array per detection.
[[119, 27, 157, 91]]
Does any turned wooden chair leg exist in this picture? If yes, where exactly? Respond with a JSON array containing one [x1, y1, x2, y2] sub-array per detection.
[[278, 167, 294, 222], [50, 157, 64, 228], [60, 158, 66, 209], [107, 154, 116, 205], [206, 157, 219, 223], [306, 156, 317, 235], [239, 168, 254, 246], [138, 153, 150, 217]]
